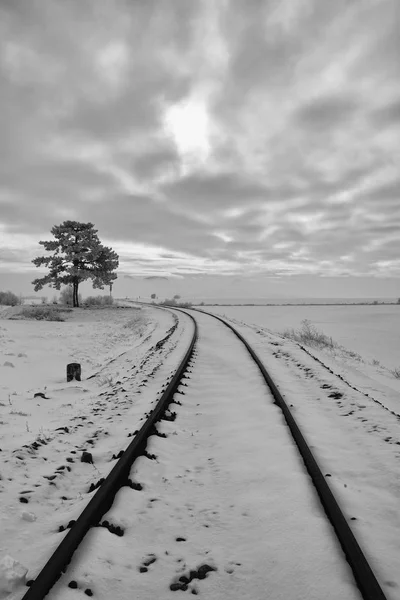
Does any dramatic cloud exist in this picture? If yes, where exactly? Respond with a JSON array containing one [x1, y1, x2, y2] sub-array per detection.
[[0, 0, 399, 298]]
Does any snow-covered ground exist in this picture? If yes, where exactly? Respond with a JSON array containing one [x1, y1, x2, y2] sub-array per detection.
[[48, 309, 360, 600], [0, 303, 398, 599], [0, 304, 193, 598], [204, 304, 400, 413], [202, 304, 400, 371], [196, 307, 400, 599]]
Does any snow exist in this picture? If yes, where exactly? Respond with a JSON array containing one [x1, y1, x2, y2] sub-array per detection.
[[203, 304, 400, 371], [0, 304, 192, 598], [204, 304, 400, 416], [199, 307, 400, 598], [48, 310, 359, 600], [0, 302, 398, 599], [0, 556, 28, 595]]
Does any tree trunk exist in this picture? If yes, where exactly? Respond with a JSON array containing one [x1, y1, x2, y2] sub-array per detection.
[[73, 281, 79, 307]]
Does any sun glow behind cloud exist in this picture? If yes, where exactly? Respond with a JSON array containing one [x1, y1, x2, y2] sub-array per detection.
[[163, 96, 211, 169]]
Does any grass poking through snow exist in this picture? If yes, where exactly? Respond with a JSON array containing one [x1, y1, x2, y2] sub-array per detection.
[[282, 319, 337, 350], [10, 306, 72, 321], [281, 319, 368, 364]]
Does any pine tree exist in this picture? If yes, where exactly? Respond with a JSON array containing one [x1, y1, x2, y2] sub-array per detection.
[[32, 221, 119, 307]]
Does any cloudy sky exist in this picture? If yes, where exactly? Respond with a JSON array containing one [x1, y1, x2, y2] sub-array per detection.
[[0, 0, 399, 300]]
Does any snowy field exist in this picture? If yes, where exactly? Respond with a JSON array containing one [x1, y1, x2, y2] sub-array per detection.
[[0, 304, 399, 599], [212, 312, 400, 599], [201, 304, 400, 371], [0, 304, 193, 598], [49, 309, 361, 600], [202, 304, 400, 414]]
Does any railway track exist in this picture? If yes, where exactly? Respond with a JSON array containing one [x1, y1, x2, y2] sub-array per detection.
[[21, 307, 387, 600]]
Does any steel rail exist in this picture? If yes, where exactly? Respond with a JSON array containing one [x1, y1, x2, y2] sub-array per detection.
[[193, 308, 387, 600], [22, 310, 197, 600]]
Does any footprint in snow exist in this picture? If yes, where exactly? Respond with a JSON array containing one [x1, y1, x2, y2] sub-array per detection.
[[138, 553, 157, 572], [170, 563, 217, 592]]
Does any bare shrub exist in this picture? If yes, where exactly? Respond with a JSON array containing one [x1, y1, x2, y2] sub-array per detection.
[[12, 306, 71, 321], [0, 291, 20, 306], [391, 367, 400, 379], [160, 298, 193, 308], [282, 319, 337, 349], [84, 295, 113, 307], [346, 350, 362, 361]]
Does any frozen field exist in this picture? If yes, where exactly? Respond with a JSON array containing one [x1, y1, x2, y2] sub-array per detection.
[[0, 304, 399, 598], [202, 304, 400, 371]]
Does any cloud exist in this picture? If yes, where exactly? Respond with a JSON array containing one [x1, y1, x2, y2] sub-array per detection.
[[294, 93, 359, 131], [372, 97, 400, 127], [0, 0, 399, 295], [162, 171, 271, 211]]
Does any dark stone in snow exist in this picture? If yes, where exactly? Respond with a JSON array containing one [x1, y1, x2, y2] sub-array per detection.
[[68, 581, 78, 589], [170, 583, 186, 591], [197, 564, 216, 579], [127, 480, 142, 491], [81, 451, 93, 464], [19, 497, 29, 503]]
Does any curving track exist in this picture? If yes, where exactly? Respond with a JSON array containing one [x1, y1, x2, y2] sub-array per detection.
[[21, 307, 387, 600]]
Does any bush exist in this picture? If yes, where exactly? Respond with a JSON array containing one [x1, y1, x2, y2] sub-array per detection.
[[60, 286, 82, 306], [84, 295, 113, 307], [0, 291, 19, 306], [159, 298, 193, 308], [282, 319, 337, 349], [391, 367, 400, 379], [12, 306, 72, 321]]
